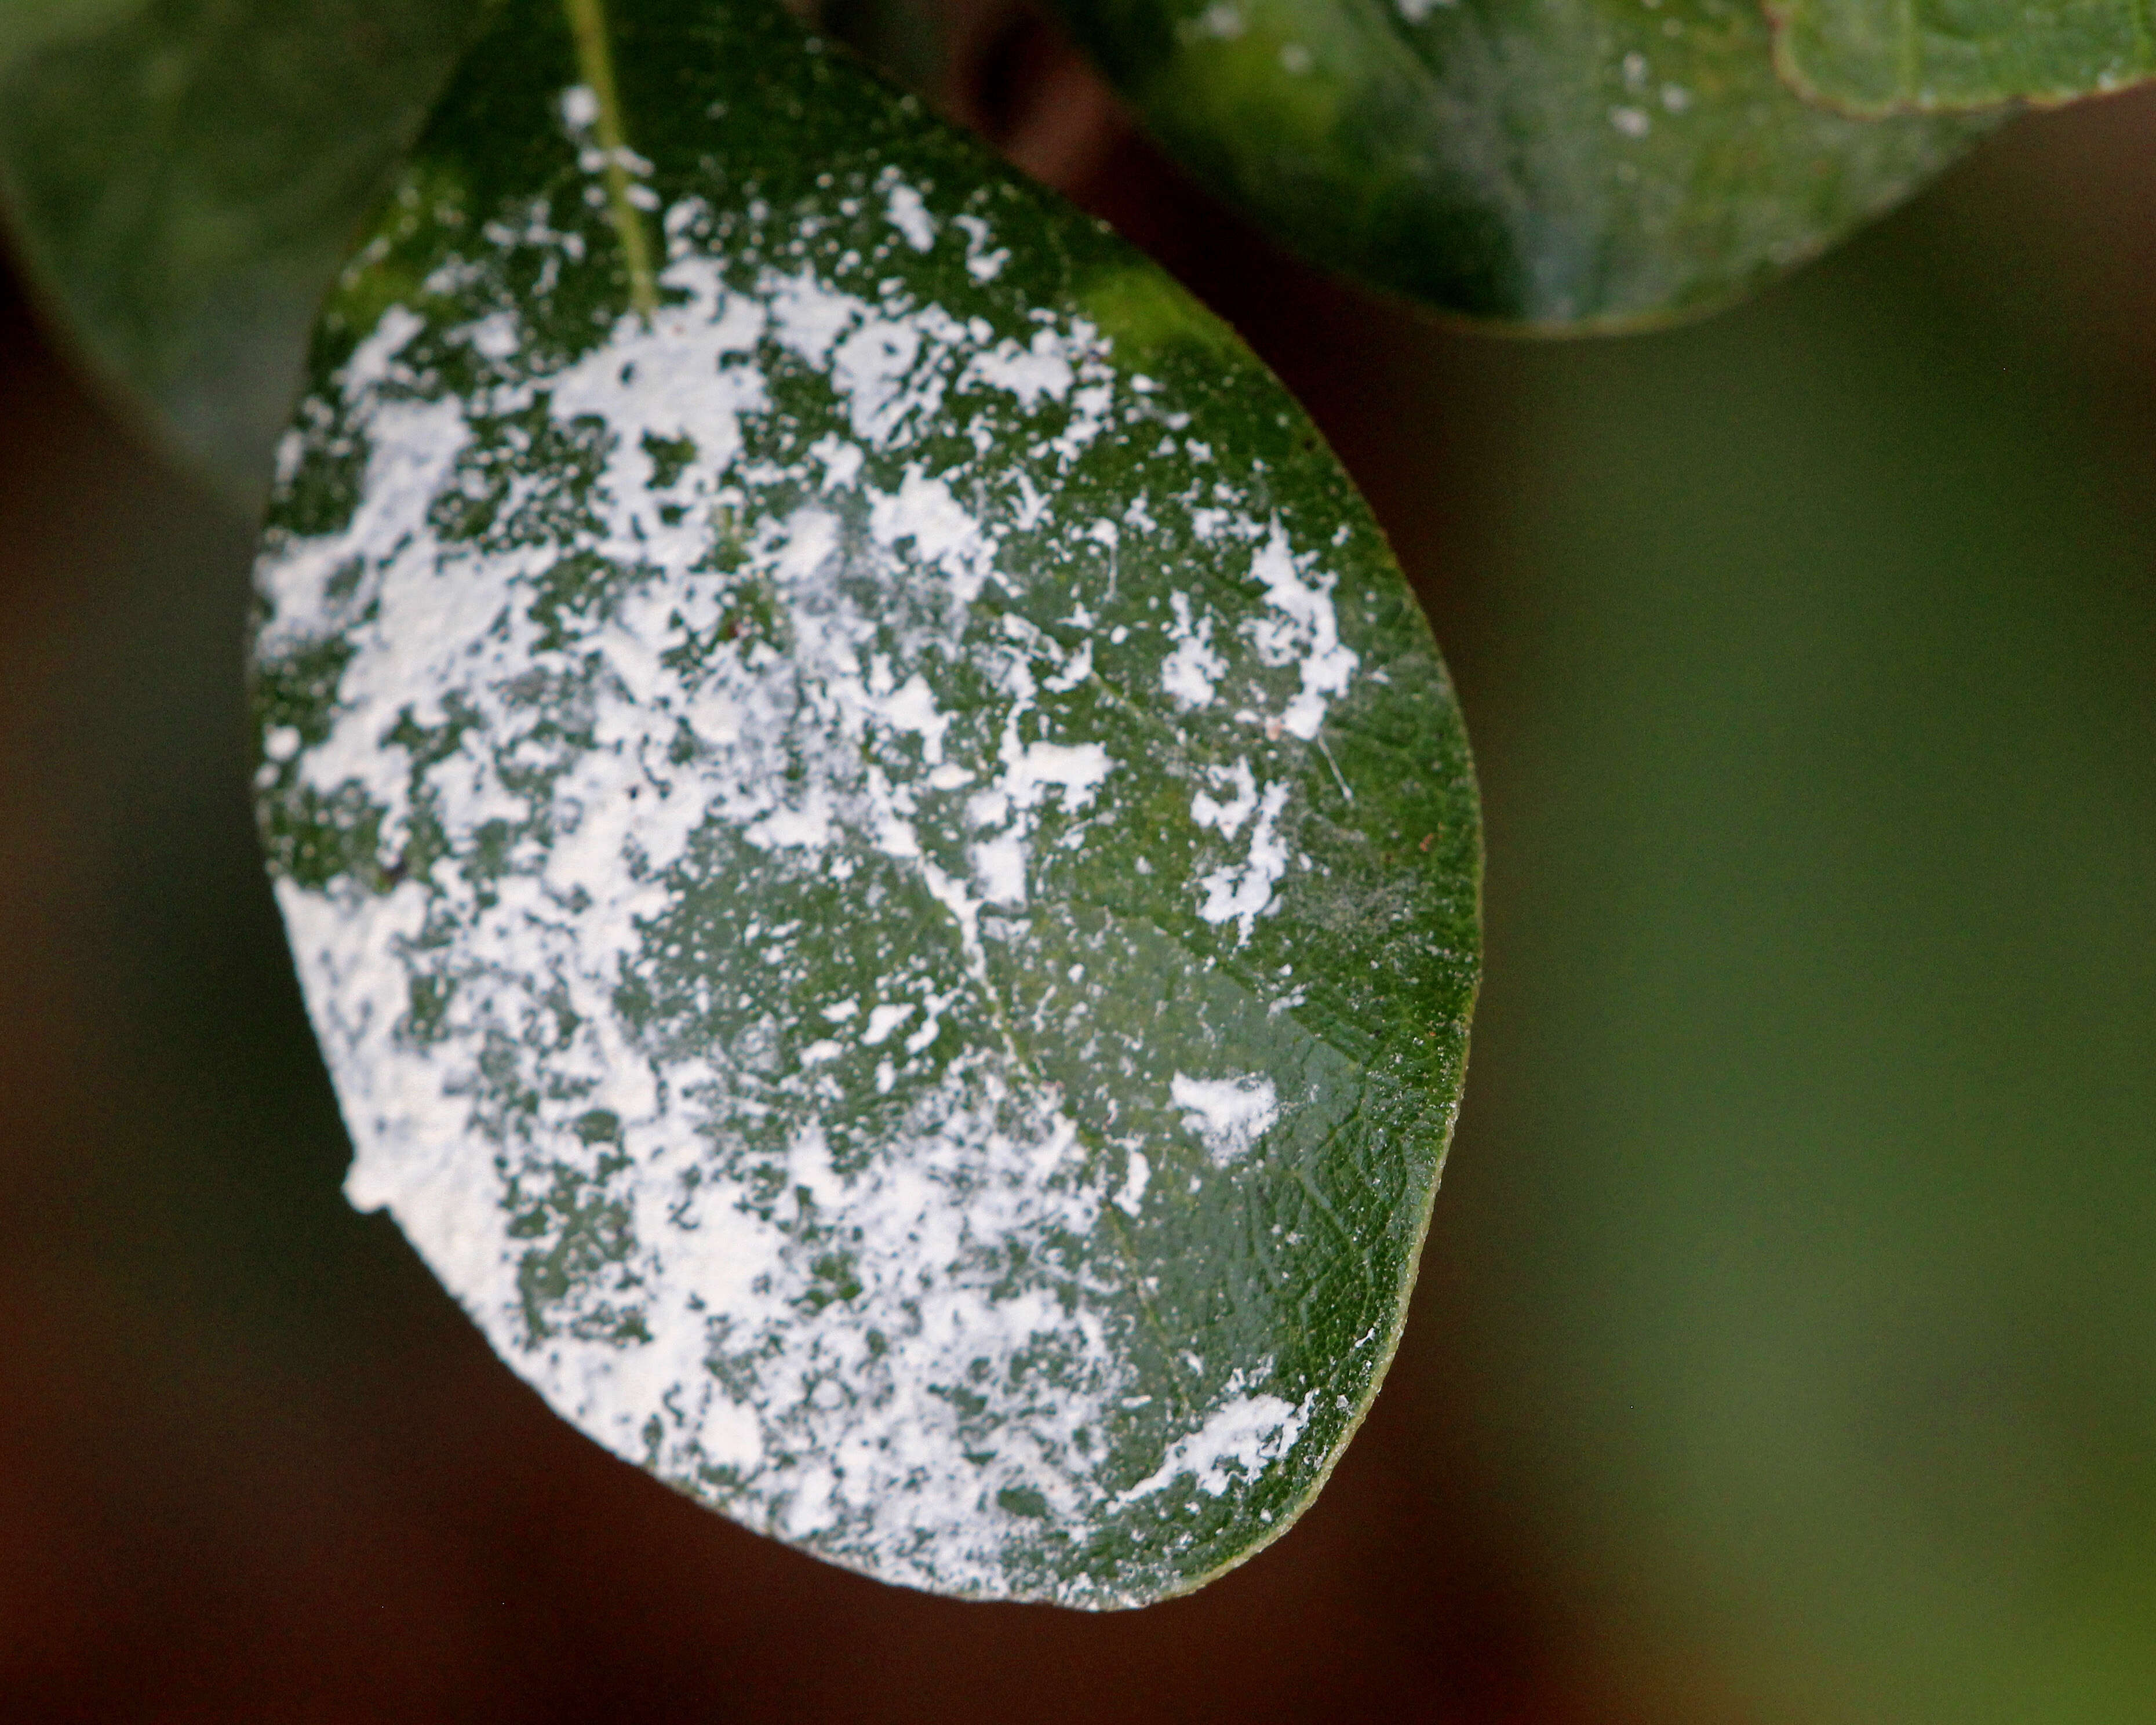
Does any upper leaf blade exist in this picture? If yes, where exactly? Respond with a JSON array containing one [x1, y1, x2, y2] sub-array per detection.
[[1771, 0, 2156, 115], [1043, 0, 1997, 327], [251, 0, 1479, 1605], [0, 0, 483, 503]]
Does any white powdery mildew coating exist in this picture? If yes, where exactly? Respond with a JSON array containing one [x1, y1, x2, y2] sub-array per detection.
[[1119, 1368, 1313, 1502], [1246, 523, 1359, 743], [1195, 780, 1291, 943], [257, 179, 1369, 1600], [1169, 1073, 1280, 1165], [1160, 589, 1227, 709]]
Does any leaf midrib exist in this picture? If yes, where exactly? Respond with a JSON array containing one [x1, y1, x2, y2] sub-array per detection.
[[564, 0, 657, 316]]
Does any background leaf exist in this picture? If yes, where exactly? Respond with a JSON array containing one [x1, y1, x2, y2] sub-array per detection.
[[252, 0, 1478, 1606], [0, 0, 141, 58], [1772, 0, 2156, 116], [1042, 0, 1997, 326], [0, 0, 483, 504]]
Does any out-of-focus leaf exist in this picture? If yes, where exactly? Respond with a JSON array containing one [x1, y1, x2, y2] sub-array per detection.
[[1772, 0, 2156, 115], [1044, 0, 1998, 327], [0, 0, 138, 58], [250, 0, 1478, 1607], [0, 0, 484, 504]]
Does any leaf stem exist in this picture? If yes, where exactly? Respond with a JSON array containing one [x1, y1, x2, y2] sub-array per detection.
[[562, 0, 658, 319]]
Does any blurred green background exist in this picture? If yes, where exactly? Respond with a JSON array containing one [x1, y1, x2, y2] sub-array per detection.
[[1, 24, 2151, 1720]]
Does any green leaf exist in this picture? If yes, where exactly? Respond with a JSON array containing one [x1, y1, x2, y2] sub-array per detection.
[[249, 0, 1480, 1606], [1770, 0, 2156, 114], [0, 0, 484, 503], [0, 0, 140, 59], [1042, 0, 1997, 327]]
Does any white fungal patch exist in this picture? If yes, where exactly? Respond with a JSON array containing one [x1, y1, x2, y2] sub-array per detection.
[[1161, 589, 1227, 709], [1116, 1149, 1152, 1217], [560, 84, 599, 129], [962, 329, 1076, 409], [861, 1003, 916, 1045], [883, 176, 938, 252], [1195, 781, 1291, 942], [973, 834, 1029, 902], [255, 160, 1387, 1606], [808, 431, 864, 491], [1170, 1073, 1280, 1164], [1192, 759, 1259, 838], [1244, 524, 1358, 741], [950, 213, 1010, 282], [1119, 1370, 1312, 1501]]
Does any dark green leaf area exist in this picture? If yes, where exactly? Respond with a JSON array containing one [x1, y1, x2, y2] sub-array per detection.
[[1047, 0, 1997, 326], [508, 1155, 650, 1347], [250, 0, 1477, 1608], [1772, 0, 2156, 114], [0, 0, 486, 501]]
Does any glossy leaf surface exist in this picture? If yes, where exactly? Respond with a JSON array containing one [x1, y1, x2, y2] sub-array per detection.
[[1045, 0, 1995, 327], [1772, 0, 2156, 114], [250, 0, 1478, 1606], [0, 0, 482, 500]]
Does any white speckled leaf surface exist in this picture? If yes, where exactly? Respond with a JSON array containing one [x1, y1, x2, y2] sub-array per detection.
[[250, 0, 1478, 1607]]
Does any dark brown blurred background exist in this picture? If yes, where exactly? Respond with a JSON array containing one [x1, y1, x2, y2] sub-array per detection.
[[3, 16, 2154, 1722]]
